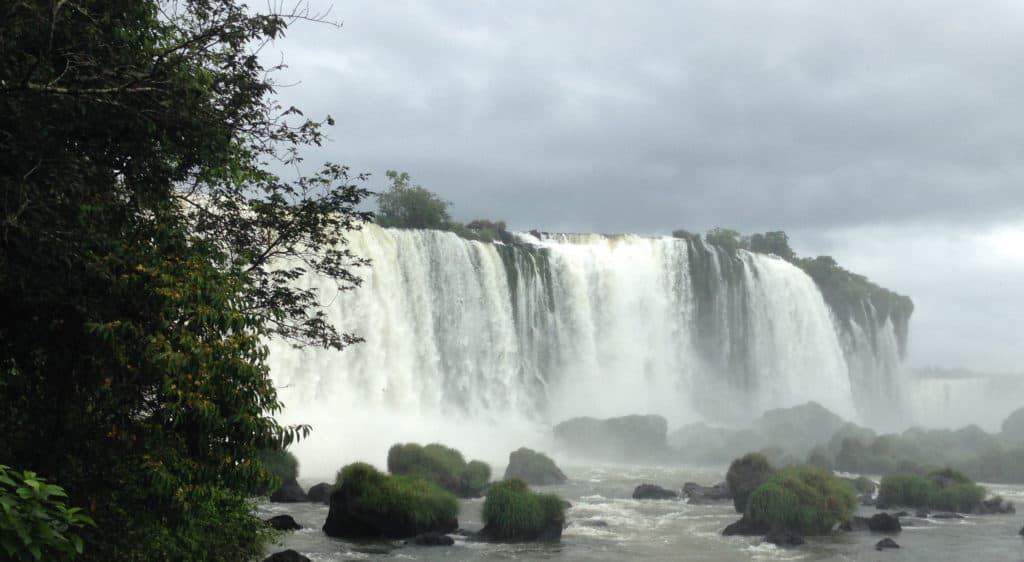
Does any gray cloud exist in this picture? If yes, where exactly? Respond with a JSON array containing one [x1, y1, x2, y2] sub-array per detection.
[[266, 0, 1024, 370]]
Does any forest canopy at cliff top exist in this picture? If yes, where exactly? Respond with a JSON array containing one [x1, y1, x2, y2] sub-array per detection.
[[0, 1, 370, 560]]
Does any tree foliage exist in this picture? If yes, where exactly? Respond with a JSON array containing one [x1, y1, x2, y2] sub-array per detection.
[[0, 465, 94, 562], [375, 170, 452, 229], [745, 466, 857, 535], [1, 1, 369, 559]]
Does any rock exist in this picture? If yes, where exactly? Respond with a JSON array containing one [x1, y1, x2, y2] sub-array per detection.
[[322, 483, 458, 539], [840, 517, 870, 532], [265, 514, 302, 531], [860, 495, 876, 507], [409, 532, 455, 546], [571, 519, 609, 528], [722, 517, 768, 536], [632, 483, 678, 500], [894, 511, 909, 517], [931, 512, 965, 519], [1018, 524, 1023, 536], [915, 510, 929, 518], [683, 481, 731, 504], [974, 496, 1016, 515], [503, 447, 568, 486], [306, 482, 331, 504], [553, 415, 669, 461], [270, 478, 308, 503], [875, 538, 900, 550], [764, 527, 804, 547], [262, 550, 311, 562], [867, 513, 901, 533]]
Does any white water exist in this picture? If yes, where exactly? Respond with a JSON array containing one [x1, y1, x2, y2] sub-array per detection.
[[267, 225, 903, 477]]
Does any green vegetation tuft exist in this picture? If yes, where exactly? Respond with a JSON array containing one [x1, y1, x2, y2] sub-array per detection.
[[878, 473, 933, 507], [0, 465, 95, 561], [726, 453, 774, 513], [387, 443, 491, 497], [481, 479, 565, 541], [335, 463, 458, 529], [745, 465, 857, 535]]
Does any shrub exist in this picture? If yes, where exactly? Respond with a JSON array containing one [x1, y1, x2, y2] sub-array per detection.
[[878, 469, 987, 512], [335, 463, 458, 531], [745, 466, 857, 535], [878, 473, 933, 508], [257, 449, 299, 485], [929, 484, 985, 512], [481, 479, 565, 541], [0, 465, 94, 561], [387, 443, 490, 497], [727, 453, 774, 513]]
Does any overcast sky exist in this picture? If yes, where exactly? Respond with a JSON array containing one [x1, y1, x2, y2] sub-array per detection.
[[266, 0, 1024, 373]]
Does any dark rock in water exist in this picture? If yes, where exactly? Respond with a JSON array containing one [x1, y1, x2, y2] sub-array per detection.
[[265, 514, 302, 531], [1018, 524, 1023, 536], [722, 517, 768, 536], [571, 519, 609, 528], [726, 453, 773, 513], [875, 538, 900, 550], [764, 527, 804, 547], [974, 497, 1016, 515], [306, 482, 331, 504], [840, 516, 870, 532], [323, 484, 458, 539], [894, 511, 909, 517], [503, 447, 568, 485], [270, 478, 308, 503], [867, 513, 901, 533], [860, 495, 876, 507], [262, 550, 311, 562], [932, 512, 965, 519], [683, 481, 731, 504], [915, 510, 929, 518], [632, 483, 678, 500], [409, 532, 455, 546], [553, 414, 669, 461]]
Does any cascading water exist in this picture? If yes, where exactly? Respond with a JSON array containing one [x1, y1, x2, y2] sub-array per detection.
[[267, 224, 907, 476]]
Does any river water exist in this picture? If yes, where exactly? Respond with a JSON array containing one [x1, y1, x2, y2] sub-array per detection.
[[257, 464, 1024, 561]]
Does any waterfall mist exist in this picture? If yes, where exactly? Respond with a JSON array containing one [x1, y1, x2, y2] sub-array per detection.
[[268, 225, 907, 477]]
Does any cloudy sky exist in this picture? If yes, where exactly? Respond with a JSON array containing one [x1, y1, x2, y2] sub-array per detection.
[[266, 0, 1024, 373]]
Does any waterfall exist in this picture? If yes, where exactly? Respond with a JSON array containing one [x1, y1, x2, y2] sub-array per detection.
[[267, 225, 906, 475]]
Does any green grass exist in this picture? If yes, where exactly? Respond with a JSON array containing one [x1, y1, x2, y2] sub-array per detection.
[[387, 442, 491, 497], [335, 462, 458, 528], [745, 465, 857, 535], [481, 479, 566, 540], [878, 473, 933, 507]]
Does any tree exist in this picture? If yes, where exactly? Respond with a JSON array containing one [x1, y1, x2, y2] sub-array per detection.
[[705, 228, 747, 253], [1, 1, 368, 559], [748, 231, 796, 261], [375, 170, 452, 229]]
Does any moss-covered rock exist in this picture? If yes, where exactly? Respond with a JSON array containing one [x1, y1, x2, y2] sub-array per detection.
[[259, 449, 299, 482], [726, 453, 774, 513], [503, 447, 567, 485], [878, 468, 986, 513], [387, 442, 491, 497], [323, 462, 458, 539], [743, 466, 857, 536], [479, 479, 566, 542]]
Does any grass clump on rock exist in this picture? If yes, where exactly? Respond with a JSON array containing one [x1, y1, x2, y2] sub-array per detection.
[[323, 462, 458, 539], [878, 468, 986, 512], [258, 449, 299, 483], [726, 452, 774, 513], [480, 479, 566, 542], [745, 466, 858, 536], [388, 443, 491, 497]]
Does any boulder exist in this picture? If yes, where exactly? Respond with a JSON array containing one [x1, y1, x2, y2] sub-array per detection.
[[722, 517, 768, 536], [503, 447, 567, 486], [683, 481, 731, 504], [875, 538, 900, 550], [915, 510, 929, 518], [570, 519, 609, 528], [322, 467, 458, 539], [553, 415, 669, 461], [265, 514, 302, 531], [262, 550, 311, 562], [409, 532, 455, 546], [867, 513, 901, 533], [1018, 524, 1023, 536], [632, 484, 678, 500], [764, 527, 804, 547], [726, 453, 773, 513], [932, 512, 965, 519], [270, 478, 308, 503], [306, 482, 331, 504], [974, 497, 1015, 515], [477, 479, 566, 543]]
